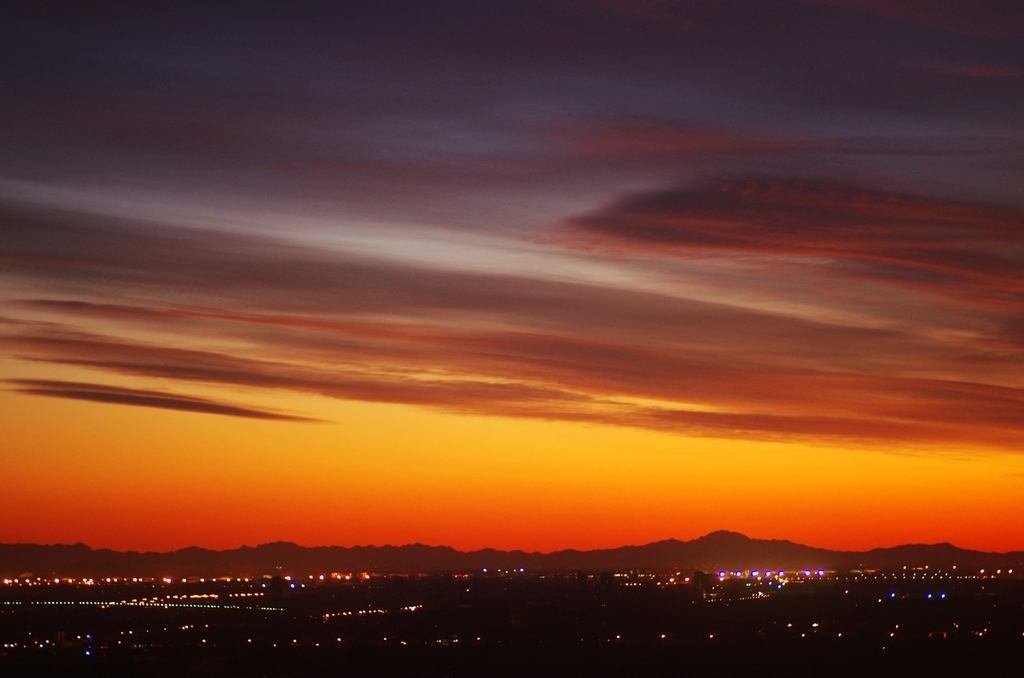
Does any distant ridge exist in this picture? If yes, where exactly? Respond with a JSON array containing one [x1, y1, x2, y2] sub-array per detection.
[[2, 531, 1022, 577]]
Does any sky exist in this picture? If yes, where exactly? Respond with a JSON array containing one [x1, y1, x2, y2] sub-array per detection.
[[1, 1, 1023, 554]]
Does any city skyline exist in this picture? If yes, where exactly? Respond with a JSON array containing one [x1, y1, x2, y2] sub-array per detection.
[[2, 1, 1023, 554]]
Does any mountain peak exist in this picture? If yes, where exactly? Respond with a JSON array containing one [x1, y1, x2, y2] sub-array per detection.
[[698, 530, 751, 542]]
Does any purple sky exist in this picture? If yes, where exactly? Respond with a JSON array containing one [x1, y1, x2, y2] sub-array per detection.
[[2, 0, 1023, 449]]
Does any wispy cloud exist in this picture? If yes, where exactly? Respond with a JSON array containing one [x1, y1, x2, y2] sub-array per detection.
[[2, 200, 1023, 449], [4, 379, 319, 422], [566, 176, 1024, 306], [2, 0, 1024, 453], [5, 326, 1023, 447]]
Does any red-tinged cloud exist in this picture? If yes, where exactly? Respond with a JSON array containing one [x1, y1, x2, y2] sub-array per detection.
[[0, 329, 595, 411], [2, 203, 1023, 450], [548, 120, 1024, 167], [555, 122, 845, 159], [567, 177, 1024, 305], [5, 0, 1024, 238], [4, 327, 1024, 448]]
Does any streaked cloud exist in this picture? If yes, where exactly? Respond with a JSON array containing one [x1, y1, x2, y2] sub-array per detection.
[[567, 177, 1024, 306], [1, 2, 1022, 449], [2, 198, 1022, 449], [4, 379, 318, 422]]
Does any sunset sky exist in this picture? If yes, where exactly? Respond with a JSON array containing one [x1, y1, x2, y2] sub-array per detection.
[[2, 1, 1023, 554]]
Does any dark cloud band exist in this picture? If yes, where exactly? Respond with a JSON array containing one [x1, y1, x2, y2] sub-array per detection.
[[4, 378, 318, 423]]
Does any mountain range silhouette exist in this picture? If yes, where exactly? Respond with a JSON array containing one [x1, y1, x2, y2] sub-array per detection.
[[3, 531, 1021, 577]]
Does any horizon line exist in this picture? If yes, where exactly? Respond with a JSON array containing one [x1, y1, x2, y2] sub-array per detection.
[[4, 531, 1021, 556]]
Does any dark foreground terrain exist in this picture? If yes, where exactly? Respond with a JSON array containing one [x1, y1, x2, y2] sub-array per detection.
[[2, 569, 1022, 676]]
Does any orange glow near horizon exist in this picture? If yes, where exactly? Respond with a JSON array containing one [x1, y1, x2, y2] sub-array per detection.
[[3, 4, 1023, 558], [4, 381, 1023, 555]]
